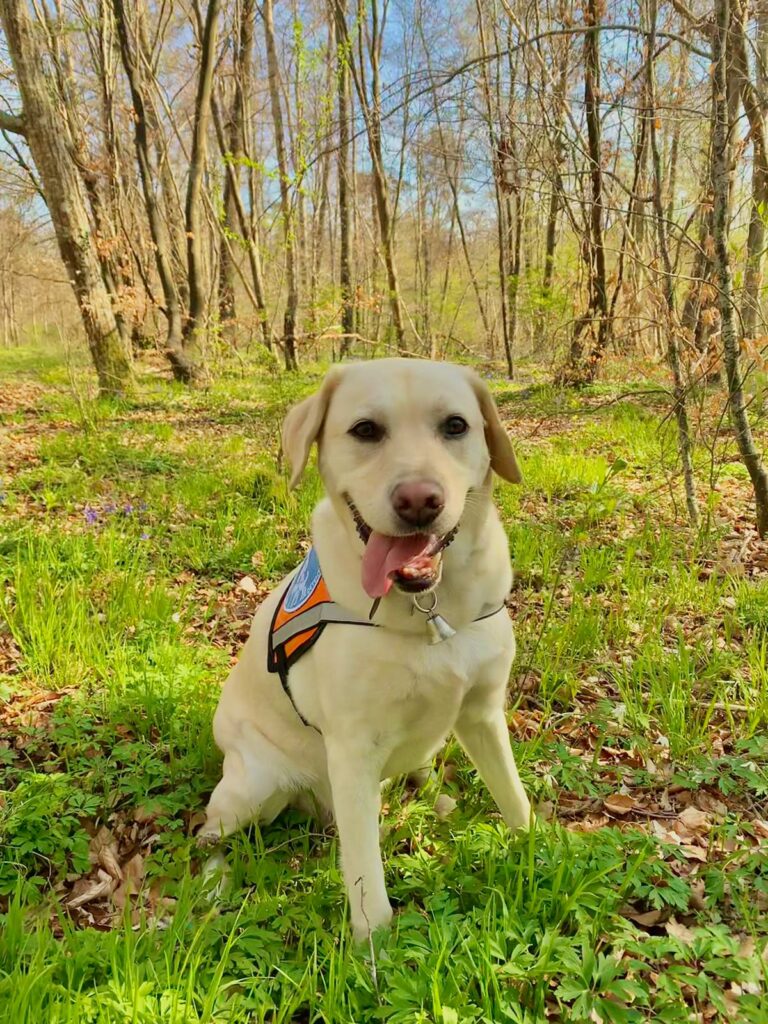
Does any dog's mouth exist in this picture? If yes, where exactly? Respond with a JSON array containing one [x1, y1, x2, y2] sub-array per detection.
[[344, 496, 458, 598]]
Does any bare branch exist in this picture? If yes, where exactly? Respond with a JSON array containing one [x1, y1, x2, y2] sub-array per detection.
[[0, 109, 25, 135]]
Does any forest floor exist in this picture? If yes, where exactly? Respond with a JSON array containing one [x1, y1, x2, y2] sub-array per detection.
[[1, 344, 767, 1023]]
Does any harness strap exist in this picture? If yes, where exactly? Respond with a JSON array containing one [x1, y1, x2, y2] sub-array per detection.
[[271, 603, 374, 648]]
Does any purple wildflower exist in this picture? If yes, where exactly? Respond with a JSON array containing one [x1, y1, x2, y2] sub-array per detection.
[[84, 506, 99, 525], [123, 502, 134, 515], [140, 531, 150, 541]]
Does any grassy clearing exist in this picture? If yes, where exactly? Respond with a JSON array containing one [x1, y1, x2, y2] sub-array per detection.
[[1, 347, 767, 1023]]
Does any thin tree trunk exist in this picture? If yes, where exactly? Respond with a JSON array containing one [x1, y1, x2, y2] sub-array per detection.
[[665, 49, 687, 231], [438, 193, 457, 338], [0, 0, 133, 396], [732, 0, 768, 341], [209, 49, 271, 348], [507, 190, 524, 368], [647, 0, 698, 526], [350, 0, 406, 353], [420, 33, 492, 350], [414, 149, 432, 353], [48, 3, 132, 352], [333, 1, 355, 358], [94, 0, 149, 349], [537, 183, 560, 352], [134, 7, 189, 311], [560, 1, 608, 381], [263, 0, 299, 369], [608, 62, 649, 353], [713, 0, 768, 536], [567, 0, 609, 381], [476, 0, 512, 376], [218, 0, 255, 342], [112, 0, 196, 382], [184, 0, 221, 352]]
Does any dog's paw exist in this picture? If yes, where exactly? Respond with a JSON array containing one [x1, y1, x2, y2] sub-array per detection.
[[195, 828, 222, 850]]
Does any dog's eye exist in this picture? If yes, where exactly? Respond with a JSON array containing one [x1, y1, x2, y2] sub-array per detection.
[[349, 419, 384, 442], [441, 415, 469, 438]]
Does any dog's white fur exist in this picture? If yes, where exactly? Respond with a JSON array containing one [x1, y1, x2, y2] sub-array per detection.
[[200, 359, 531, 939]]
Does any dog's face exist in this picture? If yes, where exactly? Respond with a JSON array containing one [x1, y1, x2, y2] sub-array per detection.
[[283, 359, 520, 598]]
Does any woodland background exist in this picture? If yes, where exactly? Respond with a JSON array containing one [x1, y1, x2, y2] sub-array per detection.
[[3, 0, 768, 531]]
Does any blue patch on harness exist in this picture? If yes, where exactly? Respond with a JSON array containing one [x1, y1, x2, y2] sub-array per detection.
[[283, 548, 323, 613]]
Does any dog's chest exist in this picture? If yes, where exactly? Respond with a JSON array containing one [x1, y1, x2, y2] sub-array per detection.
[[376, 641, 468, 716], [318, 626, 504, 756]]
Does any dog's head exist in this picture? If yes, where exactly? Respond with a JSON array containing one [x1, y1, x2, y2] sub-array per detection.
[[282, 359, 520, 598]]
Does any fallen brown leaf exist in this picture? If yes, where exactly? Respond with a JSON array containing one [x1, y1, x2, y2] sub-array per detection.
[[67, 870, 116, 909], [679, 844, 708, 862], [623, 907, 664, 927], [665, 918, 697, 944], [112, 853, 145, 910], [603, 793, 636, 816], [90, 827, 123, 882], [678, 806, 711, 832]]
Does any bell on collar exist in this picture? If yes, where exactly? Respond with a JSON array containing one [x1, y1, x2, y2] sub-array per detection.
[[413, 591, 457, 644], [425, 610, 457, 645]]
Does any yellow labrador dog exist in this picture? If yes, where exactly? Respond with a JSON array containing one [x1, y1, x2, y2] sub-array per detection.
[[199, 359, 531, 939]]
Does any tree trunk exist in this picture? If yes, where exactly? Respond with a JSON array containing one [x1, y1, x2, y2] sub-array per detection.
[[713, 0, 768, 536], [475, 0, 512, 375], [647, 0, 698, 526], [565, 0, 609, 382], [732, 0, 768, 341], [507, 190, 524, 369], [263, 0, 299, 369], [184, 0, 221, 352], [218, 0, 255, 343], [112, 0, 197, 382], [420, 31, 492, 350], [333, 0, 355, 358], [0, 0, 133, 396], [415, 148, 432, 353], [211, 91, 272, 349], [351, 0, 406, 353], [48, 3, 133, 354]]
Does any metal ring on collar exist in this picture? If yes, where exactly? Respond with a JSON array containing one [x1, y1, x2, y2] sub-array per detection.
[[412, 591, 438, 614]]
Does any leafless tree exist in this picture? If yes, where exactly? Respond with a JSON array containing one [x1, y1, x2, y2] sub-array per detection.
[[0, 0, 133, 396]]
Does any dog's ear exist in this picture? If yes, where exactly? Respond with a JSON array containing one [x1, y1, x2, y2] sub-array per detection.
[[282, 368, 343, 488], [464, 369, 522, 484]]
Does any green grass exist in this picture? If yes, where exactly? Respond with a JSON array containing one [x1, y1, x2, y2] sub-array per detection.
[[1, 346, 767, 1022]]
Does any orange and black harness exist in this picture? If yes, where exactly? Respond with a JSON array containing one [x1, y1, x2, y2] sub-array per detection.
[[267, 548, 374, 726], [268, 547, 506, 729]]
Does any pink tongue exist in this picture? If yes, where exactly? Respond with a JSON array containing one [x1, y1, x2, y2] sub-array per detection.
[[361, 532, 432, 598]]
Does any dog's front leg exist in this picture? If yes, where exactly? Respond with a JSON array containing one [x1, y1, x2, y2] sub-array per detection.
[[325, 739, 392, 942], [455, 702, 532, 830]]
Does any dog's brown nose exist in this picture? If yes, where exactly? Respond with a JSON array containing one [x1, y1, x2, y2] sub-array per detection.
[[391, 480, 445, 528]]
